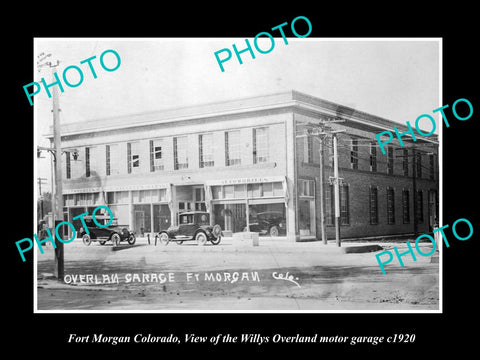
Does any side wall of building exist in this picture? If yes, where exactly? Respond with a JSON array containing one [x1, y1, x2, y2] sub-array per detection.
[[294, 111, 438, 240]]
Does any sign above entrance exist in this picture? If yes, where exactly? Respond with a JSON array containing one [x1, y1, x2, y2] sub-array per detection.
[[206, 176, 286, 186], [64, 183, 171, 194]]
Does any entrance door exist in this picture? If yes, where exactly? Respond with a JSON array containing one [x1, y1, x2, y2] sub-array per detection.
[[135, 210, 145, 236], [298, 199, 316, 237], [153, 204, 171, 232]]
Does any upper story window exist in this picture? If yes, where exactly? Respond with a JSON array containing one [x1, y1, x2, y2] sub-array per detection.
[[253, 127, 269, 164], [387, 146, 394, 175], [306, 136, 314, 164], [403, 149, 409, 176], [370, 142, 377, 172], [416, 152, 422, 178], [402, 189, 410, 224], [85, 147, 90, 177], [429, 154, 435, 180], [65, 151, 71, 179], [199, 133, 214, 168], [350, 138, 358, 170], [225, 130, 241, 166], [106, 144, 121, 176], [150, 139, 164, 172], [127, 142, 140, 174], [174, 136, 188, 170]]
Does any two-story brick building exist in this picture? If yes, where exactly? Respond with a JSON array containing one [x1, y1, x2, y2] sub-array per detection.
[[47, 90, 439, 242]]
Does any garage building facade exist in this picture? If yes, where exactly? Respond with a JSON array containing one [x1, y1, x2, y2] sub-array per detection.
[[48, 90, 439, 242]]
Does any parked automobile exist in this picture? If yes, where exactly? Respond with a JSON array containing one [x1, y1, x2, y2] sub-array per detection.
[[157, 211, 222, 246], [243, 211, 286, 237], [79, 215, 136, 246]]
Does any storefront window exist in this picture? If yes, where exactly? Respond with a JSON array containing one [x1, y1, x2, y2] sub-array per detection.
[[273, 182, 283, 197], [107, 191, 129, 204], [234, 184, 246, 198], [247, 183, 262, 198], [248, 203, 286, 237], [212, 186, 222, 199], [213, 203, 246, 233], [262, 183, 273, 197], [224, 185, 234, 199]]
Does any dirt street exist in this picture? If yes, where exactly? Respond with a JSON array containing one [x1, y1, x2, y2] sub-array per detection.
[[36, 237, 440, 311]]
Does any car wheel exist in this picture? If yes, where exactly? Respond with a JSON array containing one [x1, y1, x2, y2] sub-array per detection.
[[210, 224, 222, 245], [99, 241, 106, 245], [158, 232, 170, 245], [127, 234, 136, 245], [195, 231, 208, 246], [111, 233, 121, 246], [82, 234, 91, 246], [210, 236, 221, 245], [269, 226, 279, 237]]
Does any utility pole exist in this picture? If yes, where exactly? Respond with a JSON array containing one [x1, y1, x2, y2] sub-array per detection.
[[395, 146, 421, 239], [332, 132, 343, 247], [318, 138, 326, 245], [412, 147, 418, 238], [52, 63, 64, 280], [298, 123, 345, 246], [38, 56, 64, 280]]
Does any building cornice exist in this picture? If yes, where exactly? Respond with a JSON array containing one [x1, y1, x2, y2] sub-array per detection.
[[45, 90, 438, 144]]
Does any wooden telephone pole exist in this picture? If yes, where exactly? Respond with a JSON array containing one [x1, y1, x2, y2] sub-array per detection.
[[38, 55, 64, 279]]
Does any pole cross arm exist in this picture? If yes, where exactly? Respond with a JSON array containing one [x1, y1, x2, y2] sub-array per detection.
[[328, 176, 344, 185]]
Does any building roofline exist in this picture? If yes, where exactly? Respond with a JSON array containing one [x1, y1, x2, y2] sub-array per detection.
[[44, 90, 438, 144]]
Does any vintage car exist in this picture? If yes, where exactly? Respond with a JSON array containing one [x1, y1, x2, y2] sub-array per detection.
[[157, 211, 222, 246], [79, 215, 136, 246], [243, 211, 286, 237]]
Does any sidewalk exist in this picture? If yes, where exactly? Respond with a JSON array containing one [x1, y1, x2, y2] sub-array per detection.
[[57, 234, 390, 254]]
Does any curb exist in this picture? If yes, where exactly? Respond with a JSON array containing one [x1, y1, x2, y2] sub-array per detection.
[[341, 244, 384, 254]]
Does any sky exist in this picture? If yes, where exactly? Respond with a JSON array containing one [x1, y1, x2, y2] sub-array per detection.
[[34, 38, 441, 190]]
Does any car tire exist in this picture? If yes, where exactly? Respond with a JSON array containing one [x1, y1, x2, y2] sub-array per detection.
[[127, 234, 136, 245], [210, 236, 221, 245], [111, 233, 121, 247], [158, 232, 170, 245], [82, 234, 91, 246], [195, 231, 208, 246], [269, 226, 279, 237]]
